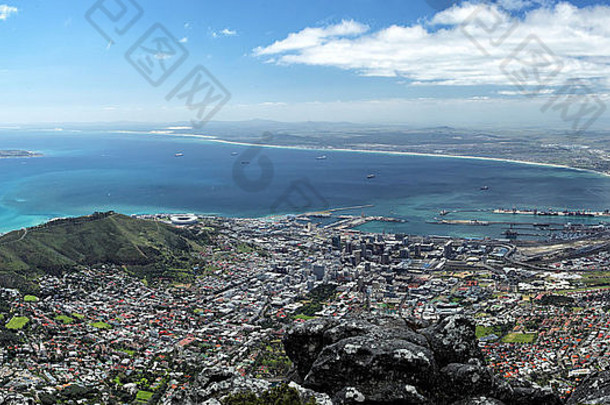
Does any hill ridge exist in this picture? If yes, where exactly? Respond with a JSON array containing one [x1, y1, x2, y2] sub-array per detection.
[[0, 212, 212, 293]]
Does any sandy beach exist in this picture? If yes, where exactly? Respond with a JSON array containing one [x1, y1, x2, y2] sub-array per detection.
[[164, 132, 610, 179]]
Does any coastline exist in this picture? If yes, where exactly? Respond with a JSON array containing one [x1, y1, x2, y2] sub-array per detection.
[[0, 131, 608, 235], [166, 132, 610, 179], [0, 150, 42, 159]]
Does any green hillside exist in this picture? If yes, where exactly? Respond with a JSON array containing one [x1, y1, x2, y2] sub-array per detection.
[[0, 212, 212, 293]]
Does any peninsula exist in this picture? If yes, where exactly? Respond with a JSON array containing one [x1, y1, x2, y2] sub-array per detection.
[[0, 150, 41, 158]]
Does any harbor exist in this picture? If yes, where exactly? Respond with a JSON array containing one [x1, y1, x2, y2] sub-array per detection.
[[321, 215, 407, 230], [296, 204, 407, 231], [492, 208, 610, 217], [295, 204, 610, 241], [439, 208, 610, 218], [432, 206, 610, 241]]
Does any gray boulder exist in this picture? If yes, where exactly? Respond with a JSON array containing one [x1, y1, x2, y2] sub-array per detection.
[[451, 397, 506, 405], [567, 370, 610, 405], [283, 314, 562, 405], [491, 378, 561, 405], [284, 318, 338, 379], [171, 368, 332, 405], [304, 335, 438, 401], [440, 363, 494, 401], [420, 315, 485, 367]]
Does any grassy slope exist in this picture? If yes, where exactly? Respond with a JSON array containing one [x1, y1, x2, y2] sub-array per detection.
[[0, 212, 211, 292]]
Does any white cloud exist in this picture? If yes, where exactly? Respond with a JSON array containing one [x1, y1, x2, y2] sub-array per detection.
[[431, 3, 486, 25], [221, 28, 237, 36], [254, 2, 610, 92], [212, 28, 238, 38], [498, 89, 554, 96], [254, 20, 368, 56], [0, 4, 17, 21]]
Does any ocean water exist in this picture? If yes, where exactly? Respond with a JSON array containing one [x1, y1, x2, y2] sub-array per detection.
[[0, 129, 609, 238]]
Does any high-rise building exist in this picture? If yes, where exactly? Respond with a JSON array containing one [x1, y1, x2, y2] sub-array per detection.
[[312, 264, 325, 281], [381, 253, 390, 265], [331, 235, 341, 249], [413, 243, 421, 257], [353, 250, 362, 265], [443, 241, 453, 259]]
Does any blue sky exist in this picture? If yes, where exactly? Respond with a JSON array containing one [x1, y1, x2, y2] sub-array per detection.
[[0, 0, 608, 128]]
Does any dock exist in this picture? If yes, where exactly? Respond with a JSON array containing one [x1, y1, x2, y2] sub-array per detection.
[[439, 207, 610, 219], [306, 204, 375, 216], [321, 215, 407, 230], [493, 208, 610, 218]]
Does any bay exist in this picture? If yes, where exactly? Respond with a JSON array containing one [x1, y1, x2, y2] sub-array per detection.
[[0, 129, 608, 238]]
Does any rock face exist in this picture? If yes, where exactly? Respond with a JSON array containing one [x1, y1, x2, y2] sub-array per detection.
[[566, 370, 610, 405], [283, 314, 561, 405], [171, 368, 332, 405], [0, 394, 34, 405], [421, 315, 485, 367]]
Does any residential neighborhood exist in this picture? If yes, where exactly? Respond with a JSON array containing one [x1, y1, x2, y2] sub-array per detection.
[[0, 214, 609, 403]]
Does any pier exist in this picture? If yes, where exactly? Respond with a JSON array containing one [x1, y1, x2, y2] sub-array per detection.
[[493, 208, 610, 218], [318, 215, 407, 230], [298, 204, 407, 230], [439, 207, 610, 218], [427, 219, 564, 228], [306, 204, 375, 216]]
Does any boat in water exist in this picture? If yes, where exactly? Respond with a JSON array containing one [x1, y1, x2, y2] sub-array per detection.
[[231, 152, 238, 156], [367, 174, 376, 179], [316, 155, 328, 160], [175, 153, 184, 157], [480, 185, 489, 191], [504, 229, 518, 238]]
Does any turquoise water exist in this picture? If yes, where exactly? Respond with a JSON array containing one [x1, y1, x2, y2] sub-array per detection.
[[0, 128, 609, 238]]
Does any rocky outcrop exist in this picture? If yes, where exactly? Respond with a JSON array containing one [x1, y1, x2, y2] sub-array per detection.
[[450, 398, 505, 405], [421, 315, 485, 367], [0, 394, 34, 405], [170, 368, 332, 405], [283, 314, 561, 405], [566, 370, 610, 404], [491, 378, 561, 405], [440, 363, 494, 400]]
